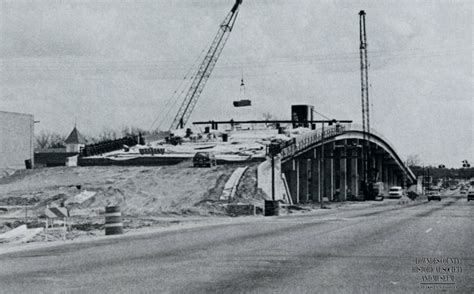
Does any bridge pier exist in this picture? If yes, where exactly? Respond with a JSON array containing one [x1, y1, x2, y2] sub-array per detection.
[[323, 143, 334, 201], [279, 126, 416, 204], [376, 158, 383, 183], [311, 149, 320, 202], [298, 158, 309, 203], [283, 160, 298, 204], [349, 139, 362, 198], [388, 167, 394, 187], [339, 150, 347, 201], [329, 142, 335, 201]]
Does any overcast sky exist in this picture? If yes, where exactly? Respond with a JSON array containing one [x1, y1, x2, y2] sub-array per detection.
[[0, 0, 472, 167]]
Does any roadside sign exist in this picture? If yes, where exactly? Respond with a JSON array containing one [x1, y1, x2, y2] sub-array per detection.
[[45, 206, 68, 218]]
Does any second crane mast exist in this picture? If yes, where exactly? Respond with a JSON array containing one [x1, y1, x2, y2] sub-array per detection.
[[359, 10, 371, 183], [170, 0, 243, 130]]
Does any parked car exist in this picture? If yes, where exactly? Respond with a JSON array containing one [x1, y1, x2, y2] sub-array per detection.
[[193, 151, 217, 167], [388, 186, 404, 199], [467, 190, 474, 202], [427, 191, 441, 201]]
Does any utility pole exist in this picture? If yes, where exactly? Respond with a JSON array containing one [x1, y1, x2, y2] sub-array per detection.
[[266, 142, 280, 216]]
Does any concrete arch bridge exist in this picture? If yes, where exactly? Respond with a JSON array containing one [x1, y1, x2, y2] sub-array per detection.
[[278, 124, 416, 204]]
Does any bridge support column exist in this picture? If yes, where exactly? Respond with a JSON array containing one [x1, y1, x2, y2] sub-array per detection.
[[388, 167, 394, 187], [287, 160, 299, 203], [311, 149, 320, 203], [350, 154, 359, 198], [319, 147, 325, 202], [396, 173, 403, 186], [299, 158, 308, 203], [329, 143, 335, 201], [382, 163, 389, 191], [323, 146, 333, 201], [377, 158, 383, 183], [339, 155, 347, 201]]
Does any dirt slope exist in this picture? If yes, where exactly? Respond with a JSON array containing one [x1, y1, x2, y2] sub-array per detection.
[[0, 162, 255, 219]]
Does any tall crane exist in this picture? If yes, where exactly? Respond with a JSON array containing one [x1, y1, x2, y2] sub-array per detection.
[[170, 0, 243, 130], [359, 10, 376, 199], [359, 10, 370, 140]]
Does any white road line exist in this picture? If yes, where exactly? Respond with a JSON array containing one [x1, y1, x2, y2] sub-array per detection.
[[425, 228, 433, 233]]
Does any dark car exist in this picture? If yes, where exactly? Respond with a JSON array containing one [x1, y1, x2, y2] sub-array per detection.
[[193, 152, 217, 167], [467, 190, 474, 202], [427, 191, 441, 201]]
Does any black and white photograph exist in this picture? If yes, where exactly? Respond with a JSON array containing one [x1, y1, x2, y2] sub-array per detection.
[[0, 0, 472, 293]]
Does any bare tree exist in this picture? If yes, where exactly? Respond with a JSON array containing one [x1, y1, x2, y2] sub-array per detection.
[[406, 154, 421, 167], [35, 131, 66, 149], [262, 112, 275, 121], [35, 131, 51, 149], [121, 125, 148, 137], [96, 128, 119, 142]]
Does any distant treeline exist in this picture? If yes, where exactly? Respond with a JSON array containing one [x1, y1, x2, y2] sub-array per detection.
[[35, 126, 165, 150], [409, 165, 474, 180]]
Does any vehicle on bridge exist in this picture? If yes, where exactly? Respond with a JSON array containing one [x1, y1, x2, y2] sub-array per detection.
[[427, 190, 441, 201], [388, 186, 404, 199]]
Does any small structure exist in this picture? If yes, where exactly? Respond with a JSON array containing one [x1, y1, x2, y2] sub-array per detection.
[[44, 205, 69, 239], [65, 126, 86, 153], [34, 126, 86, 167]]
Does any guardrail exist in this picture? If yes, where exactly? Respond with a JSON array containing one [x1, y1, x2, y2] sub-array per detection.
[[344, 124, 415, 181], [280, 125, 346, 160], [277, 123, 415, 182]]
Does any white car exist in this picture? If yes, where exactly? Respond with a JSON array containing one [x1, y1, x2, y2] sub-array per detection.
[[388, 186, 404, 199]]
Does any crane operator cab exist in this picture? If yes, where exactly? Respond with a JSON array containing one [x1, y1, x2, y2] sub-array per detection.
[[233, 78, 252, 107]]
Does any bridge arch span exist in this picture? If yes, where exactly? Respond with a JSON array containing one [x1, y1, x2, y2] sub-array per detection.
[[279, 124, 415, 204]]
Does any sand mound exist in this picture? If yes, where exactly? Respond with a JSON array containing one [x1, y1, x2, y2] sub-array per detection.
[[0, 162, 258, 218]]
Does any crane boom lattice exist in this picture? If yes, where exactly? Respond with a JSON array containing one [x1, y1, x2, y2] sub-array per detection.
[[359, 10, 371, 183], [170, 0, 243, 130]]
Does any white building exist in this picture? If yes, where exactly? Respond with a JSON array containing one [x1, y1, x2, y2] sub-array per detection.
[[64, 127, 86, 153], [0, 111, 34, 169]]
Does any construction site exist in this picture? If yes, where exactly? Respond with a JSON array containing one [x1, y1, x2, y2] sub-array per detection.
[[1, 1, 472, 293], [1, 1, 414, 244]]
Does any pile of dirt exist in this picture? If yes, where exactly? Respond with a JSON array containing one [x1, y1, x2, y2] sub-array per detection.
[[0, 162, 257, 220]]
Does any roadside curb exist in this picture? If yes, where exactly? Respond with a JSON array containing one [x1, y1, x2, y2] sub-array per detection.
[[0, 215, 263, 256]]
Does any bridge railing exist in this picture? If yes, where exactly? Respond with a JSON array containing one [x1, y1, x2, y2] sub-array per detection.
[[344, 124, 398, 153], [345, 124, 415, 180], [280, 125, 346, 160], [276, 123, 415, 182]]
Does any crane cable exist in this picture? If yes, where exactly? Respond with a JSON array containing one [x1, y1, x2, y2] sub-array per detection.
[[149, 45, 208, 131], [312, 108, 331, 120], [154, 47, 205, 130], [239, 15, 247, 101]]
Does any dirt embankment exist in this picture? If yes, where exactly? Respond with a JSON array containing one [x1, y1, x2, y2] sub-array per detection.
[[1, 162, 258, 216], [1, 162, 264, 233]]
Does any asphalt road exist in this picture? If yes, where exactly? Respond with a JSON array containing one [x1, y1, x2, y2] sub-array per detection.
[[1, 193, 472, 293]]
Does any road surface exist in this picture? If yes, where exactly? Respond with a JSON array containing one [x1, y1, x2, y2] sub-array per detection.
[[1, 193, 472, 293]]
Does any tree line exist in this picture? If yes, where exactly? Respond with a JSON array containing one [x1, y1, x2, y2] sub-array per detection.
[[35, 126, 164, 150]]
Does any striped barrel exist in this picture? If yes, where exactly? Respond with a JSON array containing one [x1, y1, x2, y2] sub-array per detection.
[[105, 206, 123, 235]]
